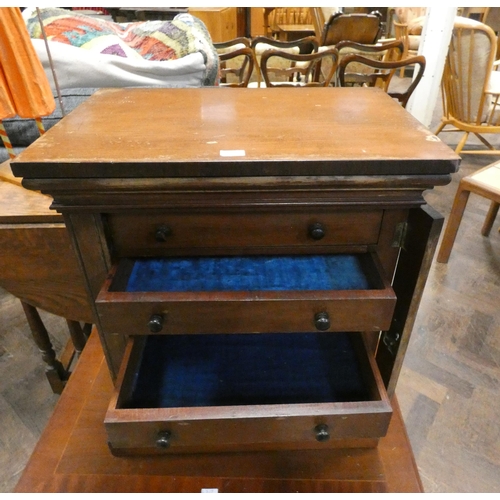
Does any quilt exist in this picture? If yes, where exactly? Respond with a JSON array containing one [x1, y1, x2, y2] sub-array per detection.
[[22, 7, 219, 89]]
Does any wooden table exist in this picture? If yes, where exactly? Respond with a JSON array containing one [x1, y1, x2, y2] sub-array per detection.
[[15, 330, 423, 493], [277, 23, 315, 41], [0, 160, 92, 392]]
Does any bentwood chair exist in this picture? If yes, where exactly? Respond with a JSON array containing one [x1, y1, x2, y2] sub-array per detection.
[[250, 35, 319, 88], [337, 54, 426, 108], [214, 38, 255, 88], [435, 17, 500, 155], [437, 160, 500, 263], [260, 47, 339, 87]]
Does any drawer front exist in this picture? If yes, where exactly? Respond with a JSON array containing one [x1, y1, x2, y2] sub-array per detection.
[[107, 210, 383, 256], [97, 296, 395, 335], [96, 253, 396, 335], [106, 412, 389, 455], [105, 333, 392, 454]]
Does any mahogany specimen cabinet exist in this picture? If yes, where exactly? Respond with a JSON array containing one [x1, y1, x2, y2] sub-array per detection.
[[12, 87, 460, 456]]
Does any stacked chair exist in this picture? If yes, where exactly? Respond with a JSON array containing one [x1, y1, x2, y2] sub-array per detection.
[[251, 35, 338, 87], [214, 7, 427, 102], [214, 38, 255, 88], [337, 41, 426, 108]]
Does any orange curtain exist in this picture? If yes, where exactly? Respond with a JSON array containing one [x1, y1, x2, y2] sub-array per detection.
[[0, 60, 15, 119], [0, 7, 55, 120]]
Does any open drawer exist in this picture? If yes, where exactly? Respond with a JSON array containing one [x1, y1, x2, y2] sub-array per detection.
[[96, 253, 396, 335], [105, 331, 393, 455]]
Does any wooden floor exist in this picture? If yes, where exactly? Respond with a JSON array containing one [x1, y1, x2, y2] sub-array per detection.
[[1, 92, 500, 492]]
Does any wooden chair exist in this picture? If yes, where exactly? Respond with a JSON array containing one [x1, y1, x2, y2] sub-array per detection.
[[337, 54, 426, 108], [260, 47, 339, 87], [391, 7, 427, 77], [435, 17, 500, 155], [437, 160, 500, 263], [336, 39, 405, 59], [320, 10, 383, 47], [458, 7, 490, 23], [310, 7, 342, 41], [214, 38, 255, 88], [250, 35, 319, 88], [332, 39, 405, 86]]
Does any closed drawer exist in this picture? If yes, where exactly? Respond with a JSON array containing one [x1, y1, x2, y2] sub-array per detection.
[[105, 331, 393, 455], [106, 210, 383, 256], [96, 253, 396, 335]]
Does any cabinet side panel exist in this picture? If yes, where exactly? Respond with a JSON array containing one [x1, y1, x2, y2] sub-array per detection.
[[376, 205, 444, 396], [64, 212, 126, 379]]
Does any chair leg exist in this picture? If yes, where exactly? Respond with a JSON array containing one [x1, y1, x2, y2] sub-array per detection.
[[455, 132, 470, 155], [481, 200, 500, 236], [437, 184, 471, 263], [474, 133, 496, 151], [434, 121, 446, 136]]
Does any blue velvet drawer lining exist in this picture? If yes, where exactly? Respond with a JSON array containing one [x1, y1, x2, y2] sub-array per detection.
[[122, 254, 380, 293], [123, 332, 371, 409]]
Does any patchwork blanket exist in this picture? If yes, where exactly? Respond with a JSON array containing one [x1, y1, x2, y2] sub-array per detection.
[[22, 7, 219, 89]]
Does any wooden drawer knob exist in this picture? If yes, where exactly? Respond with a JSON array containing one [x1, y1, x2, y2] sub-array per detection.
[[156, 430, 171, 449], [148, 314, 164, 333], [155, 225, 172, 242], [314, 311, 330, 331], [308, 222, 326, 240], [315, 424, 330, 442]]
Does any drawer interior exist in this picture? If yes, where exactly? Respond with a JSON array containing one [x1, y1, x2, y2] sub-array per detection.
[[118, 331, 381, 410], [109, 253, 386, 293]]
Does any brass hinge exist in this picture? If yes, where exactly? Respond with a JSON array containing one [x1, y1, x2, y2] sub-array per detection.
[[381, 330, 401, 356], [392, 221, 409, 250]]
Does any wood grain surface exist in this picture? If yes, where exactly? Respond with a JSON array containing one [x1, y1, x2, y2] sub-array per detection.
[[11, 87, 459, 178], [0, 160, 59, 223], [0, 161, 91, 321]]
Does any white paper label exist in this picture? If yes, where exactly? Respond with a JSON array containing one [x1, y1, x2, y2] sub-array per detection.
[[220, 150, 246, 157]]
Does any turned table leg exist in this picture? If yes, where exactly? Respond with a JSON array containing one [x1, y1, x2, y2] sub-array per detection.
[[65, 319, 89, 356], [21, 300, 67, 394]]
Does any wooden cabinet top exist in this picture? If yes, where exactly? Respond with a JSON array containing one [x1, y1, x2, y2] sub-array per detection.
[[12, 87, 460, 179]]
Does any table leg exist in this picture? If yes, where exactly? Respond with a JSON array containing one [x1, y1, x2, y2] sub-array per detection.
[[21, 300, 67, 394], [65, 319, 90, 356]]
